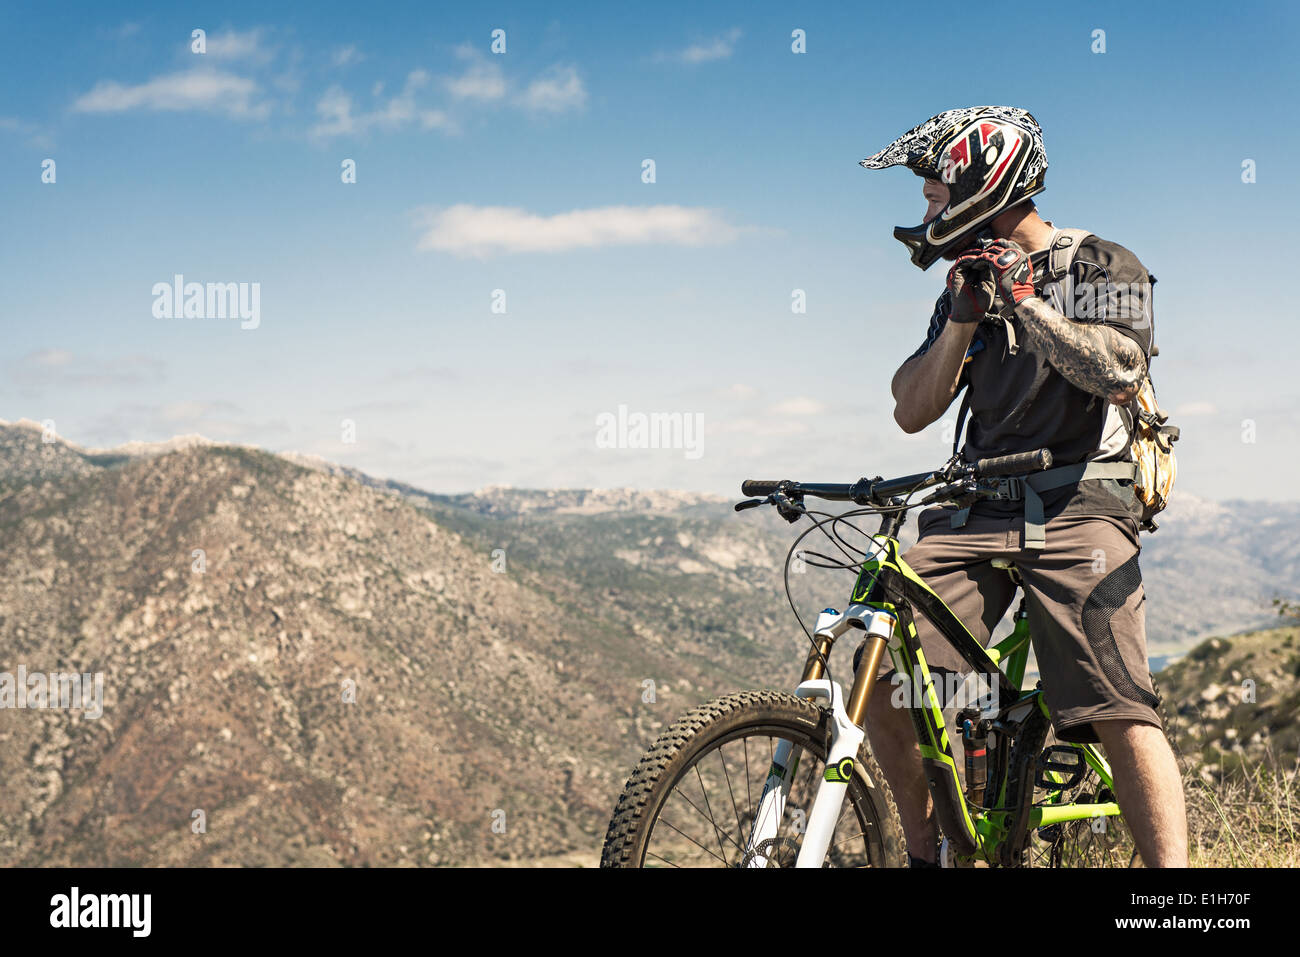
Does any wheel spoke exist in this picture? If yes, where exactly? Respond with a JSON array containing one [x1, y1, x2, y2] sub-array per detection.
[[742, 737, 753, 821], [655, 816, 731, 866], [644, 848, 681, 868], [663, 783, 747, 859], [693, 762, 733, 866], [717, 745, 745, 846]]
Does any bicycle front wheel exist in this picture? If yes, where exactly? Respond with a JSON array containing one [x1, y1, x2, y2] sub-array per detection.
[[600, 690, 906, 868]]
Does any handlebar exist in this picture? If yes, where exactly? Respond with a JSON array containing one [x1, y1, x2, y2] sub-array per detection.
[[972, 448, 1053, 477], [737, 448, 1055, 508]]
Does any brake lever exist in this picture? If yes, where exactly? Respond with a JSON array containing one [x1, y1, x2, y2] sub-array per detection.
[[938, 455, 967, 482], [772, 491, 806, 524], [734, 492, 804, 523], [919, 478, 979, 507]]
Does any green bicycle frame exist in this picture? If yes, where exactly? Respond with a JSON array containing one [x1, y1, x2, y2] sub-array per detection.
[[829, 533, 1121, 866]]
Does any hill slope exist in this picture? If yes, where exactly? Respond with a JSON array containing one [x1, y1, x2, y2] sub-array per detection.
[[1156, 624, 1300, 777], [2, 422, 1297, 866], [0, 442, 799, 865]]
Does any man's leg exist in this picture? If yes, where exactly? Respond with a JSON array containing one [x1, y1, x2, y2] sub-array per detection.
[[1016, 513, 1187, 867], [860, 508, 1018, 864], [1093, 718, 1188, 867], [865, 680, 937, 861]]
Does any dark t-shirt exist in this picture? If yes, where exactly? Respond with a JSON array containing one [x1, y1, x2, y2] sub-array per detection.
[[909, 232, 1155, 523]]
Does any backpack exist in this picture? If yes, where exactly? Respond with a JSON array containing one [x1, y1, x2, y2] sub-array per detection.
[[1042, 228, 1180, 531]]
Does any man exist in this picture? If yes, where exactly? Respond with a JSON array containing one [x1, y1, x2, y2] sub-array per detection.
[[858, 106, 1187, 867]]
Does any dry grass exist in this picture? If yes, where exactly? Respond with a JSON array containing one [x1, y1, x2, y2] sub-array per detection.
[[1180, 744, 1300, 867], [1162, 695, 1300, 867], [1152, 628, 1300, 867]]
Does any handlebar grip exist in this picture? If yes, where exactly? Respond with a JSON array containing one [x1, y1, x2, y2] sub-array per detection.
[[973, 449, 1053, 477], [741, 479, 786, 497]]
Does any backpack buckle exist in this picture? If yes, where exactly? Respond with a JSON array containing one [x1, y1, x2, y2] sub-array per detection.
[[988, 477, 1024, 501]]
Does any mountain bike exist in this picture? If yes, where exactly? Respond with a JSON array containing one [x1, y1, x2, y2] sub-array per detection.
[[600, 449, 1164, 868]]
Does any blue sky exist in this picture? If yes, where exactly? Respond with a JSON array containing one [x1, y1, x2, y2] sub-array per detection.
[[2, 0, 1297, 499]]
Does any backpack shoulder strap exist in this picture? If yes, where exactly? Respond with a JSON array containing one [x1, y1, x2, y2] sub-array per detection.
[[952, 386, 971, 461], [1046, 227, 1158, 365], [948, 386, 974, 529], [1043, 227, 1095, 281]]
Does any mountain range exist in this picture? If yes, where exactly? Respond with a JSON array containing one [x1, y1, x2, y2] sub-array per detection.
[[0, 419, 1294, 865]]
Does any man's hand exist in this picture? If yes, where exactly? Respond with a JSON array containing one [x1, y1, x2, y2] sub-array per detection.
[[945, 250, 997, 324], [968, 238, 1037, 314]]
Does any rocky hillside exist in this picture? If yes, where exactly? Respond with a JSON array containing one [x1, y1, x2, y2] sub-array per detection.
[[416, 485, 1300, 673], [0, 418, 107, 485], [1139, 495, 1300, 663], [0, 427, 808, 866], [2, 419, 1296, 867], [1156, 624, 1300, 778], [271, 424, 1300, 669]]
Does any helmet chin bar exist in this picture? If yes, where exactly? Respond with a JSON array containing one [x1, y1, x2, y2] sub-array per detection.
[[893, 221, 997, 271]]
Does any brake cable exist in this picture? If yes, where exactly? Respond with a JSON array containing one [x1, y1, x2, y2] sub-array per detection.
[[777, 499, 917, 687]]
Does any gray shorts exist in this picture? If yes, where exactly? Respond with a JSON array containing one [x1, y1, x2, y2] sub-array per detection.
[[874, 506, 1162, 744]]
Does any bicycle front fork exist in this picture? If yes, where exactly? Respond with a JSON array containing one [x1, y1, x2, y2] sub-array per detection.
[[743, 606, 894, 868]]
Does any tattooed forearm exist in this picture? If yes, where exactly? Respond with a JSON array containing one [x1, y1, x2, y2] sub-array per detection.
[[1013, 296, 1146, 404]]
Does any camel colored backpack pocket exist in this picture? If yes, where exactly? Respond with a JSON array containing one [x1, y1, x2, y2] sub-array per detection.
[[1127, 377, 1179, 530]]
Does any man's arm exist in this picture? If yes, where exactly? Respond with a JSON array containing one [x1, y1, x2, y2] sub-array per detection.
[[891, 318, 977, 433], [968, 238, 1148, 406], [1013, 297, 1146, 405]]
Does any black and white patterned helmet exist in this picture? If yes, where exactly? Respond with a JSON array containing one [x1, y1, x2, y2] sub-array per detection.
[[861, 106, 1048, 270]]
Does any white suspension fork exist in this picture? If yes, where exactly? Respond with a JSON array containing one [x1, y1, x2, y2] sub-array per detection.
[[743, 680, 862, 868], [794, 678, 864, 867], [743, 607, 845, 868], [794, 607, 894, 868]]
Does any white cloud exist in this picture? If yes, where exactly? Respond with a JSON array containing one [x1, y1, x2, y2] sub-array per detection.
[[73, 69, 267, 119], [719, 384, 758, 400], [516, 65, 586, 113], [419, 109, 452, 130], [159, 399, 240, 423], [75, 29, 280, 120], [715, 417, 811, 437], [28, 349, 73, 367], [311, 71, 453, 139], [331, 45, 362, 67], [673, 28, 742, 64], [415, 204, 744, 257], [1175, 401, 1217, 416], [445, 47, 506, 100], [204, 28, 272, 63], [311, 87, 355, 137], [8, 351, 166, 390], [0, 115, 53, 149], [771, 397, 826, 416]]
